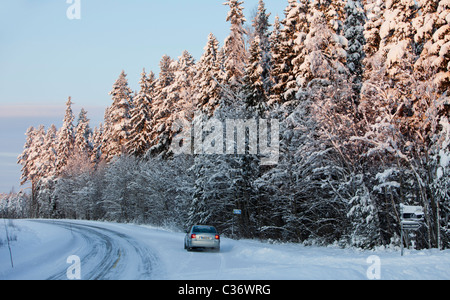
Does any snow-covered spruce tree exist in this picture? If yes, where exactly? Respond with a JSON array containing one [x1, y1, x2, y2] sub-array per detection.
[[268, 15, 283, 105], [243, 0, 273, 113], [55, 97, 75, 175], [379, 0, 417, 81], [148, 55, 175, 157], [272, 0, 308, 103], [102, 70, 133, 162], [414, 0, 450, 92], [90, 123, 104, 166], [360, 0, 382, 82], [167, 51, 197, 152], [18, 127, 36, 217], [32, 127, 46, 180], [18, 126, 36, 186], [252, 0, 273, 98], [363, 0, 418, 91], [344, 0, 366, 95], [40, 124, 58, 180], [35, 124, 59, 218], [243, 39, 267, 113], [195, 33, 223, 116], [149, 52, 197, 158], [18, 126, 45, 217], [171, 51, 197, 108], [223, 0, 248, 92], [295, 1, 348, 96], [127, 69, 154, 157], [74, 108, 93, 158], [318, 0, 347, 34]]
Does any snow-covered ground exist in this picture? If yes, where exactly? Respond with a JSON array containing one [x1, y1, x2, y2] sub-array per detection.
[[1, 219, 449, 280]]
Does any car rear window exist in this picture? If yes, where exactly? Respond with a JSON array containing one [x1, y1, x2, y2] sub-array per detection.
[[193, 226, 217, 233]]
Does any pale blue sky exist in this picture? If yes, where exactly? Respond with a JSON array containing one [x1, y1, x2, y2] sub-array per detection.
[[0, 0, 286, 193]]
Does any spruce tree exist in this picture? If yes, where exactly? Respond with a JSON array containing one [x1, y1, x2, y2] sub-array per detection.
[[223, 0, 248, 91], [90, 124, 104, 165], [166, 51, 197, 157], [18, 125, 46, 216], [170, 51, 197, 111], [102, 71, 133, 161], [414, 0, 450, 91], [274, 0, 305, 102], [74, 108, 93, 157], [149, 55, 176, 156], [244, 0, 273, 113], [18, 126, 35, 186], [344, 0, 366, 95], [41, 124, 58, 179], [243, 39, 267, 111], [56, 97, 75, 175], [127, 69, 154, 157], [379, 0, 417, 79], [252, 0, 272, 96], [195, 33, 223, 115], [269, 15, 284, 104], [295, 0, 349, 95]]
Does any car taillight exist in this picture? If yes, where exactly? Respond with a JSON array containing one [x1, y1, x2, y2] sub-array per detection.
[[215, 235, 220, 240], [191, 234, 196, 239]]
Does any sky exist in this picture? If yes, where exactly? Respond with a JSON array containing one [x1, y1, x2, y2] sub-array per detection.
[[0, 0, 286, 193]]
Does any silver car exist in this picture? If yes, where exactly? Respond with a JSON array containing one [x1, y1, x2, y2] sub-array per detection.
[[184, 225, 220, 252]]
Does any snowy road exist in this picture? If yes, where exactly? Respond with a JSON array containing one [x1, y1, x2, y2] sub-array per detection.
[[1, 219, 450, 280], [0, 220, 159, 280], [41, 220, 157, 280]]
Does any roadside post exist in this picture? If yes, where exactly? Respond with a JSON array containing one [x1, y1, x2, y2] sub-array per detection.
[[400, 204, 424, 256], [232, 209, 242, 239]]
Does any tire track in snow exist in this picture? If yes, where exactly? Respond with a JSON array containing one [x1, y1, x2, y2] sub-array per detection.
[[33, 220, 158, 280]]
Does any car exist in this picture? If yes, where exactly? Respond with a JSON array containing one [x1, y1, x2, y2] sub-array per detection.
[[184, 225, 220, 252]]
